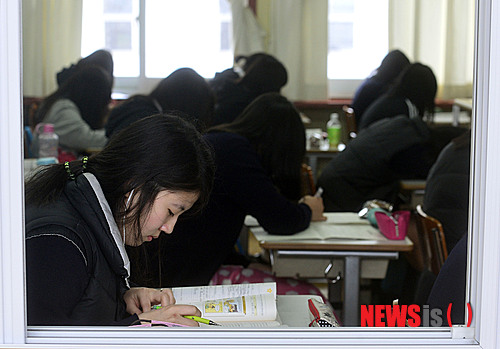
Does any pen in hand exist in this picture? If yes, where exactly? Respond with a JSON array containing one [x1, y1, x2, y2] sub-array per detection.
[[151, 305, 221, 326], [314, 187, 323, 198], [183, 315, 221, 326]]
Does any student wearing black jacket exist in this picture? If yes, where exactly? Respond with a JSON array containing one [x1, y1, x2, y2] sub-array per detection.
[[134, 93, 325, 288], [105, 67, 214, 138], [25, 115, 214, 326], [358, 63, 437, 131], [351, 49, 410, 122]]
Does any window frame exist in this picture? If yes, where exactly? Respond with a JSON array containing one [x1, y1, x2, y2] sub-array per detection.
[[2, 0, 500, 347]]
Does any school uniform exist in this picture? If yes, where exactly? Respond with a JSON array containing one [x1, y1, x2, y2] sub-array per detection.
[[25, 173, 136, 325], [32, 99, 108, 155], [134, 131, 312, 287], [318, 115, 432, 212]]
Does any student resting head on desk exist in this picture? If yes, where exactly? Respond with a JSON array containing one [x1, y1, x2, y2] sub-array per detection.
[[24, 114, 215, 326], [133, 92, 326, 288]]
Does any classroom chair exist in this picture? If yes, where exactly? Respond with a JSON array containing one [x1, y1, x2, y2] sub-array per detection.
[[342, 105, 357, 140], [407, 205, 449, 305], [301, 163, 316, 196]]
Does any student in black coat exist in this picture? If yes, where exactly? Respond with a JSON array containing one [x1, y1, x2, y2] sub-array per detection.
[[130, 93, 326, 287], [105, 67, 214, 137], [423, 130, 471, 252], [209, 53, 288, 126], [56, 49, 114, 87], [25, 115, 215, 326], [317, 113, 434, 212], [427, 234, 468, 325], [351, 49, 410, 123], [358, 63, 437, 131]]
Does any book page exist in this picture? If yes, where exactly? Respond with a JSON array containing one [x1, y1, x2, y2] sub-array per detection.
[[251, 223, 385, 242], [313, 222, 386, 240], [172, 282, 277, 303], [323, 212, 370, 224], [190, 293, 277, 323]]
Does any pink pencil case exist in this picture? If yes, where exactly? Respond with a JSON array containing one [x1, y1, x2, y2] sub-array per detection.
[[374, 210, 410, 240]]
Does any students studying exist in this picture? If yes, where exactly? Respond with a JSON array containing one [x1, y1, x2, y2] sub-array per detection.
[[24, 115, 215, 326], [133, 93, 326, 288], [31, 66, 111, 159]]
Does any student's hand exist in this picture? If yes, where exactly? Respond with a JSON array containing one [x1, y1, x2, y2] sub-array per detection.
[[124, 287, 175, 315], [139, 304, 202, 327], [301, 195, 327, 221]]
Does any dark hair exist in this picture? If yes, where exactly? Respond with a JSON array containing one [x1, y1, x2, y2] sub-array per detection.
[[25, 114, 215, 244], [387, 62, 437, 118], [149, 68, 215, 132], [57, 49, 114, 87], [374, 49, 411, 83], [209, 92, 305, 200], [237, 53, 288, 94], [37, 65, 112, 129]]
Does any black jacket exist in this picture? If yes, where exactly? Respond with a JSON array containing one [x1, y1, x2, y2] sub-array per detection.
[[130, 132, 312, 288], [25, 173, 134, 325], [423, 135, 471, 252], [105, 95, 161, 138], [318, 115, 432, 212]]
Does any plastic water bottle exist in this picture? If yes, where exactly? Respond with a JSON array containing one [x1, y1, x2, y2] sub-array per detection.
[[327, 113, 341, 150], [38, 123, 59, 159]]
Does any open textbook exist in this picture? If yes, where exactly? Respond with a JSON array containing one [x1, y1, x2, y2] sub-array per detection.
[[249, 212, 388, 242], [172, 282, 280, 328]]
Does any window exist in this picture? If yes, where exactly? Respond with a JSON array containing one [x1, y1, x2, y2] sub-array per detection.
[[81, 0, 233, 95], [328, 0, 388, 97], [5, 0, 500, 346]]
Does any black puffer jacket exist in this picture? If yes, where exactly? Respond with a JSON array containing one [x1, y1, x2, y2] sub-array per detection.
[[318, 115, 432, 212], [25, 173, 133, 325]]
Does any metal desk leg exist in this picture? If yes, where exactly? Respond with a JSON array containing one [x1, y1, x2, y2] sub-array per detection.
[[452, 104, 460, 126], [343, 255, 360, 326]]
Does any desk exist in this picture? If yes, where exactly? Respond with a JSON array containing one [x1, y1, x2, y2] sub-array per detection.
[[249, 220, 413, 327], [451, 98, 473, 126], [277, 294, 325, 327]]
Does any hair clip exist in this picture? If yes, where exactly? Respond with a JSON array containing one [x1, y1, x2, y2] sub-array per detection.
[[64, 161, 75, 180], [82, 156, 88, 170]]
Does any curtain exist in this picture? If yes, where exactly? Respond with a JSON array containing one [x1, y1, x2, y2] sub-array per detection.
[[266, 0, 328, 100], [22, 0, 83, 97], [229, 0, 266, 57], [229, 0, 328, 100], [389, 0, 474, 99]]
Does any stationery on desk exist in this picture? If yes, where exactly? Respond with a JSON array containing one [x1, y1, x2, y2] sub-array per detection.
[[249, 212, 387, 242], [169, 282, 280, 328]]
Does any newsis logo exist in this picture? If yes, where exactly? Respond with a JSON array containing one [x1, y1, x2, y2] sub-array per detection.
[[360, 303, 472, 327]]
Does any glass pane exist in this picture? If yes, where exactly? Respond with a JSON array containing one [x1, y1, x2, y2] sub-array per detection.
[[104, 0, 132, 14], [82, 0, 139, 77], [329, 22, 353, 50], [105, 22, 132, 50], [220, 21, 232, 51], [145, 0, 233, 78], [328, 0, 388, 79]]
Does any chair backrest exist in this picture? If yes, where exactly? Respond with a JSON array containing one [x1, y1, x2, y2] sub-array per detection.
[[301, 163, 316, 196], [342, 105, 357, 140], [414, 205, 449, 275]]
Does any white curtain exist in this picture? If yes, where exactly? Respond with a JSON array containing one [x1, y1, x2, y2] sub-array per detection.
[[267, 0, 328, 100], [229, 0, 266, 57], [389, 0, 474, 99], [22, 0, 83, 97]]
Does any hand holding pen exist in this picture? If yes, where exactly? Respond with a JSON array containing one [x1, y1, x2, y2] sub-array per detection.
[[140, 303, 203, 327], [300, 187, 327, 221], [151, 305, 221, 326]]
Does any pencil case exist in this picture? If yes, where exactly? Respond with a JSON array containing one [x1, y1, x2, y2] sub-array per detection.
[[374, 210, 410, 240], [308, 298, 341, 327]]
